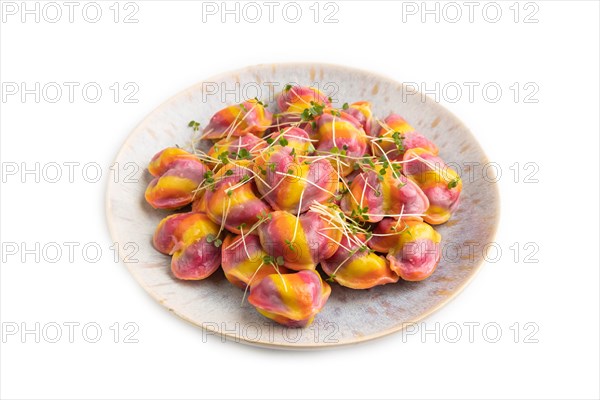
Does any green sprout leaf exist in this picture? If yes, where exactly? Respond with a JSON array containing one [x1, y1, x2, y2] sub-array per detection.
[[448, 177, 461, 189]]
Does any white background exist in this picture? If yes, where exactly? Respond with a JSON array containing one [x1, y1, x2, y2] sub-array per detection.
[[1, 1, 599, 399]]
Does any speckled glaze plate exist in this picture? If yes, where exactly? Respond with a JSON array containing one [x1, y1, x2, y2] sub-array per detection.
[[106, 63, 500, 349]]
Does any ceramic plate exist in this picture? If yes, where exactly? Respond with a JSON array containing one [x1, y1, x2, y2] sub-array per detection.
[[105, 63, 500, 349]]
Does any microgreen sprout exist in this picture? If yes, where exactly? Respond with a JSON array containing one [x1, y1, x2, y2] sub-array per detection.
[[448, 176, 461, 189]]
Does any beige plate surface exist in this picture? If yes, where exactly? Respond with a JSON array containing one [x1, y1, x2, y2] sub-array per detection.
[[106, 63, 500, 349]]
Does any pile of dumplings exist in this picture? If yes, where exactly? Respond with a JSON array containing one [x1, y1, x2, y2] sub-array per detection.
[[144, 86, 462, 328]]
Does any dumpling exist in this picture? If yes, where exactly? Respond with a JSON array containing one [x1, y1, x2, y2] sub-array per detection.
[[343, 101, 374, 136], [269, 127, 314, 155], [248, 270, 331, 327], [315, 110, 368, 176], [340, 166, 429, 223], [258, 208, 342, 271], [370, 218, 442, 281], [277, 86, 331, 114], [153, 211, 206, 254], [202, 99, 272, 139], [253, 146, 337, 214], [367, 217, 406, 253], [145, 147, 206, 210], [374, 114, 438, 161], [148, 147, 204, 177], [206, 133, 267, 167], [403, 148, 462, 225], [221, 234, 289, 289], [272, 86, 332, 135], [153, 211, 222, 280], [321, 234, 398, 289], [202, 161, 271, 234]]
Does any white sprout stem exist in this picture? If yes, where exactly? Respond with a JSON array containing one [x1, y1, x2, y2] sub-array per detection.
[[247, 141, 266, 154], [191, 178, 207, 200], [239, 226, 251, 260], [359, 174, 369, 209], [371, 231, 404, 237], [226, 104, 255, 140], [364, 177, 380, 193], [217, 195, 232, 237], [226, 175, 255, 192], [374, 117, 393, 134], [373, 137, 397, 144], [192, 148, 221, 163], [235, 163, 272, 189], [241, 261, 265, 305], [331, 115, 338, 148], [369, 139, 401, 180], [394, 204, 406, 230], [291, 188, 306, 242], [286, 87, 313, 108], [409, 153, 455, 182], [304, 153, 350, 167], [193, 175, 228, 193], [200, 128, 215, 139], [338, 218, 366, 249], [339, 175, 360, 206], [308, 202, 365, 250], [225, 217, 267, 250], [274, 110, 302, 117], [319, 225, 367, 235], [367, 213, 425, 218], [316, 231, 353, 253], [330, 251, 356, 278], [310, 202, 367, 234], [272, 263, 288, 292], [267, 119, 303, 130], [283, 134, 317, 142], [258, 173, 287, 200]]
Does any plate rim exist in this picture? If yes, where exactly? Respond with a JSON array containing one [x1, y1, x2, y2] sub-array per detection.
[[105, 62, 501, 350]]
